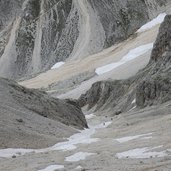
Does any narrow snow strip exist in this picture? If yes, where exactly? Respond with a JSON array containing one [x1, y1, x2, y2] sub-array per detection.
[[137, 13, 167, 33], [51, 62, 65, 70], [75, 165, 83, 170], [0, 122, 112, 158], [128, 106, 136, 112], [51, 121, 112, 151], [131, 99, 136, 104], [115, 133, 153, 143], [116, 146, 167, 159], [38, 165, 64, 171], [95, 43, 153, 75], [65, 152, 95, 162], [85, 113, 96, 119]]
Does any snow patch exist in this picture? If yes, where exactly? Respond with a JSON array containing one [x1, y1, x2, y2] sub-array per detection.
[[65, 152, 95, 162], [0, 122, 112, 158], [51, 62, 65, 70], [95, 43, 153, 75], [137, 13, 167, 33], [75, 165, 83, 170], [85, 113, 96, 119], [115, 133, 153, 143], [38, 165, 64, 171], [131, 99, 136, 104], [52, 121, 112, 152], [116, 146, 168, 159], [141, 136, 153, 140], [128, 106, 137, 112]]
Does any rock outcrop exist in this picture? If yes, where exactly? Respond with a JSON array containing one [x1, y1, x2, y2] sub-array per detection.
[[136, 15, 171, 107], [79, 80, 131, 111], [79, 15, 171, 113], [0, 0, 170, 79], [0, 77, 87, 148]]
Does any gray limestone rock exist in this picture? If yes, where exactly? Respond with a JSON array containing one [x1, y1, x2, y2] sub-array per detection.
[[79, 15, 171, 113], [0, 77, 88, 129], [79, 80, 131, 111], [0, 77, 88, 148], [0, 0, 170, 79], [136, 15, 171, 107]]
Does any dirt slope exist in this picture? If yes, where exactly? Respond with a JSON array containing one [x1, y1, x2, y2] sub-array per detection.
[[0, 78, 87, 149]]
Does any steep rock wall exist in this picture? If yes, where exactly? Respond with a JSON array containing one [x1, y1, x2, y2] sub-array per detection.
[[0, 77, 88, 148], [79, 15, 171, 113], [136, 15, 171, 107], [0, 0, 170, 79], [0, 0, 77, 79]]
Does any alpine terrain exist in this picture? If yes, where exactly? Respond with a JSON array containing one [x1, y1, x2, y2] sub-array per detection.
[[0, 0, 171, 171]]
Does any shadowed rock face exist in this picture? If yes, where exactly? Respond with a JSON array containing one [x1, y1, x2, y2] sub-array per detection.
[[0, 77, 88, 148], [136, 15, 171, 107], [88, 0, 149, 47], [0, 0, 24, 31], [0, 78, 88, 129], [79, 15, 171, 113], [79, 80, 131, 111], [0, 0, 170, 79]]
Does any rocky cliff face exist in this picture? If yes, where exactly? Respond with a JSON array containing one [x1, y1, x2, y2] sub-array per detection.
[[0, 0, 75, 79], [0, 0, 170, 79], [79, 80, 131, 112], [79, 15, 171, 113], [136, 15, 171, 107]]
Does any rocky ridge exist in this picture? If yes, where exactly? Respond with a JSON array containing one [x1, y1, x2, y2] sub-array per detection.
[[0, 77, 87, 148], [79, 15, 171, 114], [0, 0, 170, 79]]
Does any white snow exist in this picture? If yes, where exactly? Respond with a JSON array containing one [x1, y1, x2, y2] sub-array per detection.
[[115, 133, 153, 143], [95, 43, 153, 75], [131, 99, 136, 104], [128, 106, 136, 112], [38, 165, 64, 171], [65, 152, 95, 162], [85, 113, 96, 119], [0, 122, 112, 158], [141, 136, 153, 140], [75, 165, 83, 170], [137, 13, 167, 33], [116, 146, 168, 159], [51, 121, 112, 152], [51, 62, 65, 70]]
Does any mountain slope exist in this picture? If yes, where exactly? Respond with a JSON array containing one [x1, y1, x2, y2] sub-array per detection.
[[0, 78, 87, 149], [0, 0, 170, 79], [0, 1, 171, 171], [79, 15, 171, 114]]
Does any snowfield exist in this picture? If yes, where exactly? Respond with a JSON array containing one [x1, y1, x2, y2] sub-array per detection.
[[65, 152, 95, 162], [51, 62, 65, 70], [38, 165, 64, 171], [0, 122, 112, 158], [137, 13, 167, 33], [95, 43, 153, 75], [85, 113, 96, 119], [115, 133, 153, 143], [116, 146, 169, 159]]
